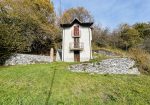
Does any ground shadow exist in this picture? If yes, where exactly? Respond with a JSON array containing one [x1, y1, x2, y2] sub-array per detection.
[[45, 68, 57, 105], [0, 53, 13, 65]]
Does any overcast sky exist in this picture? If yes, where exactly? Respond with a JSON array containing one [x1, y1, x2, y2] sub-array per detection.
[[52, 0, 150, 30]]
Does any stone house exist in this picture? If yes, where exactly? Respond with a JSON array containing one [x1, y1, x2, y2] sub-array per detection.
[[60, 19, 93, 62]]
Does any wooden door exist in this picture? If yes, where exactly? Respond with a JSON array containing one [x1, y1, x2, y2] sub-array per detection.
[[74, 51, 80, 62]]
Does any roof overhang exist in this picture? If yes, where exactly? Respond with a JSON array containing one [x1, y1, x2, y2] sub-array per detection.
[[60, 18, 93, 28]]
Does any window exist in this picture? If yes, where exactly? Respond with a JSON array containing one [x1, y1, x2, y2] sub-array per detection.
[[74, 26, 79, 36]]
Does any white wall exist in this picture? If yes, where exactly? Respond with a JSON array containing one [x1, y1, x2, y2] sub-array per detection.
[[62, 26, 74, 62], [80, 26, 92, 61], [62, 24, 92, 62]]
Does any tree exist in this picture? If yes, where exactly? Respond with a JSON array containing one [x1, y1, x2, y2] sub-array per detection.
[[133, 23, 150, 38], [0, 0, 58, 53], [61, 7, 94, 23], [92, 25, 110, 47], [113, 24, 142, 50], [0, 23, 27, 64], [133, 23, 150, 52], [0, 0, 59, 64]]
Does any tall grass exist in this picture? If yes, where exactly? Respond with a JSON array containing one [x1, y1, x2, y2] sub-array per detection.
[[129, 48, 150, 74]]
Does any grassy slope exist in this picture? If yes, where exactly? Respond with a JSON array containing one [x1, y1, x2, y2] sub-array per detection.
[[0, 63, 150, 105]]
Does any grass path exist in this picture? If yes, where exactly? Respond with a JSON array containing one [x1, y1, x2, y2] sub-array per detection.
[[0, 63, 150, 105]]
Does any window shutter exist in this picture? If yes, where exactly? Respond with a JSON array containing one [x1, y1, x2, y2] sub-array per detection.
[[74, 26, 79, 36]]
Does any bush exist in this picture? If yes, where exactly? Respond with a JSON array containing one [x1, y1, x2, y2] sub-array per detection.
[[129, 48, 150, 74], [143, 37, 150, 53]]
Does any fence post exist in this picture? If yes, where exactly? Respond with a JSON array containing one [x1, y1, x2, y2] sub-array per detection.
[[50, 48, 54, 62]]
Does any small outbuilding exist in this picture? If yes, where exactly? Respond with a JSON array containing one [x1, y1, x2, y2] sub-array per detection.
[[60, 19, 93, 62]]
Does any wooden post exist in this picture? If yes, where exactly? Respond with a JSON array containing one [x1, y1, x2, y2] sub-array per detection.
[[50, 48, 54, 62]]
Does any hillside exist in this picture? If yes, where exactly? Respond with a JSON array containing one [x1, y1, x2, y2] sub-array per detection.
[[0, 63, 150, 105]]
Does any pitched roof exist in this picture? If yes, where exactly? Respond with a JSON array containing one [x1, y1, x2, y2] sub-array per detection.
[[60, 18, 93, 28]]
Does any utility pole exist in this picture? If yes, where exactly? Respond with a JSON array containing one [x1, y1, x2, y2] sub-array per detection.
[[59, 0, 62, 17]]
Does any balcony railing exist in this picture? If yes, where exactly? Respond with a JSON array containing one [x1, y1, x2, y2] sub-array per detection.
[[69, 42, 84, 50]]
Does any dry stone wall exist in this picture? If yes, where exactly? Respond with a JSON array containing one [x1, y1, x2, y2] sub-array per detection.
[[5, 54, 51, 66], [69, 58, 140, 74]]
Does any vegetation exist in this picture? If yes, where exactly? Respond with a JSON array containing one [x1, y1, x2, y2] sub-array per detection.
[[92, 23, 150, 51], [92, 25, 110, 48], [60, 7, 94, 24], [0, 63, 150, 105], [92, 23, 150, 74], [0, 1, 150, 104], [129, 48, 150, 74], [89, 53, 109, 63], [1, 0, 150, 71], [0, 0, 60, 60]]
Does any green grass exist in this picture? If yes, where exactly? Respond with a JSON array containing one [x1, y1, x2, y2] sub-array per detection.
[[89, 53, 109, 63], [92, 46, 128, 57], [0, 63, 150, 105]]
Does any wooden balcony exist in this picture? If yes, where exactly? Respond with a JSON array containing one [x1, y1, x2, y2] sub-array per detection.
[[69, 42, 84, 51]]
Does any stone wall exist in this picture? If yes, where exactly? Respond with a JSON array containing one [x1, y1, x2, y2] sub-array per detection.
[[69, 58, 140, 74], [5, 54, 51, 66]]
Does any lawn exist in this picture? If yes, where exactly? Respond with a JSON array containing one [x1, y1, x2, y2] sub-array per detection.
[[0, 62, 150, 105]]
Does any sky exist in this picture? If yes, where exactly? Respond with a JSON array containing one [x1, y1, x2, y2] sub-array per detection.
[[52, 0, 150, 30]]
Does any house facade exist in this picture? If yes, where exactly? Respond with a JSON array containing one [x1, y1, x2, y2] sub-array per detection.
[[60, 19, 93, 62]]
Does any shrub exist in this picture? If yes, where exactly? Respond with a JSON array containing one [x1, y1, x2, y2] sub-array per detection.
[[143, 37, 150, 53], [129, 48, 150, 74]]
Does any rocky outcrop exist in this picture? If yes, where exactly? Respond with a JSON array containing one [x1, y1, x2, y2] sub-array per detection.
[[69, 58, 140, 74], [5, 54, 51, 66]]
